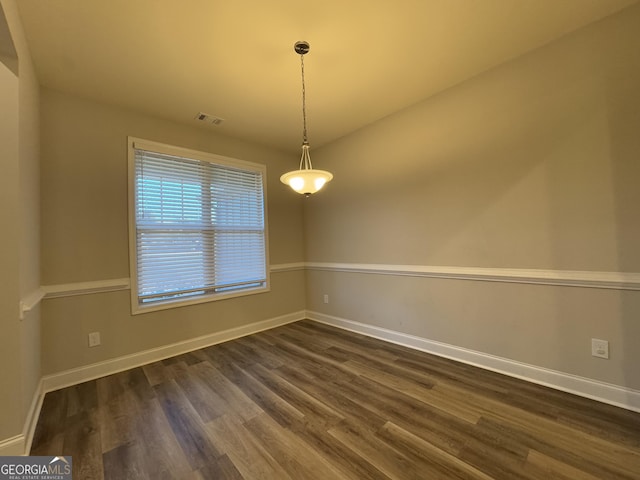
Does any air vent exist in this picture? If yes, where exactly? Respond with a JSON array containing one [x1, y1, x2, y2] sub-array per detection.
[[195, 112, 225, 126]]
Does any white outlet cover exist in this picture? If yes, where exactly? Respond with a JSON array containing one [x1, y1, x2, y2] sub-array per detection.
[[591, 338, 609, 359], [88, 332, 101, 347]]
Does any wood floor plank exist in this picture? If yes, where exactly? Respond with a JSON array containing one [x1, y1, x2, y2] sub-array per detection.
[[98, 386, 143, 453], [206, 341, 257, 371], [395, 355, 513, 399], [293, 321, 399, 360], [291, 321, 398, 366], [378, 421, 495, 480], [291, 417, 394, 480], [274, 363, 389, 432], [244, 412, 348, 479], [481, 414, 640, 479], [339, 357, 435, 398], [328, 419, 424, 480], [206, 414, 294, 480], [142, 360, 174, 387], [259, 329, 358, 384], [174, 350, 209, 366], [127, 397, 194, 478], [190, 361, 263, 422], [457, 423, 536, 480], [195, 454, 244, 480], [340, 359, 482, 423], [170, 361, 227, 423], [524, 449, 603, 480], [323, 344, 434, 388], [246, 362, 345, 427], [30, 320, 640, 480], [153, 379, 223, 471], [228, 363, 306, 429], [273, 329, 336, 354], [455, 383, 640, 478], [102, 442, 146, 480], [233, 335, 285, 369], [66, 380, 99, 417], [62, 408, 104, 480], [557, 407, 640, 449], [335, 373, 470, 455], [30, 389, 67, 456]]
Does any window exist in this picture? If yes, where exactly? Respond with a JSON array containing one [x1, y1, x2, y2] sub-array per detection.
[[128, 138, 269, 313]]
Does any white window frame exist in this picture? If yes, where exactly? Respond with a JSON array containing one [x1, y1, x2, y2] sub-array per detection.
[[127, 137, 270, 314]]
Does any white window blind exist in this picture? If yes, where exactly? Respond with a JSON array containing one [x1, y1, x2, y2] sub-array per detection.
[[130, 140, 267, 310]]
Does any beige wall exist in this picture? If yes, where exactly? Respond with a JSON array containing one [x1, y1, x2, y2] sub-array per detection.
[[0, 0, 40, 444], [40, 89, 306, 374], [0, 37, 22, 441], [15, 2, 40, 430], [306, 5, 640, 389]]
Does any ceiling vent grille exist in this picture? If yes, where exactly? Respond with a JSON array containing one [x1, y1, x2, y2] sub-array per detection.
[[195, 112, 225, 126]]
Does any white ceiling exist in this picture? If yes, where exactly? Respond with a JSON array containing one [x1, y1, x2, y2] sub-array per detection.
[[17, 0, 637, 153]]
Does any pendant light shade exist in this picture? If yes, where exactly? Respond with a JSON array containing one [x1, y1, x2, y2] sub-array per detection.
[[280, 144, 333, 195], [280, 41, 333, 196]]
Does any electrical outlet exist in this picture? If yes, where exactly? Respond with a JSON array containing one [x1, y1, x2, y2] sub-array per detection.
[[591, 338, 609, 359], [323, 294, 329, 304], [88, 332, 101, 347]]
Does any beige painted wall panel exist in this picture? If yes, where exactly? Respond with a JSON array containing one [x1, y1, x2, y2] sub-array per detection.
[[304, 5, 640, 390], [0, 46, 22, 440], [0, 0, 40, 441], [15, 17, 41, 424], [0, 0, 41, 441], [41, 270, 305, 374], [306, 270, 640, 390], [1, 0, 41, 442], [18, 43, 39, 297], [41, 88, 305, 285], [307, 4, 640, 272]]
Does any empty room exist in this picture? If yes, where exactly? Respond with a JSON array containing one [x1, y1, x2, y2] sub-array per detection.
[[1, 0, 639, 478]]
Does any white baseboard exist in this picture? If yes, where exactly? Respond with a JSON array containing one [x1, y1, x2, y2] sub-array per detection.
[[0, 435, 25, 456], [23, 378, 45, 455], [0, 379, 45, 456], [306, 310, 640, 413], [41, 311, 305, 394]]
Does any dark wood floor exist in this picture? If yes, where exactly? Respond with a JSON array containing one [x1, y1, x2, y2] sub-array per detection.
[[31, 320, 640, 479]]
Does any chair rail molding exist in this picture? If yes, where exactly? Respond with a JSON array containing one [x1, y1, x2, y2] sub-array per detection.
[[39, 263, 306, 299], [19, 288, 45, 320], [305, 262, 640, 290], [41, 278, 131, 299]]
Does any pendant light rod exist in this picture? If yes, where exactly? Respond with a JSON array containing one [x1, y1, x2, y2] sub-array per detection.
[[299, 42, 309, 147]]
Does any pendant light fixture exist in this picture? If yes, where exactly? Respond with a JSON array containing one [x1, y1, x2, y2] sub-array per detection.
[[280, 41, 333, 196]]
